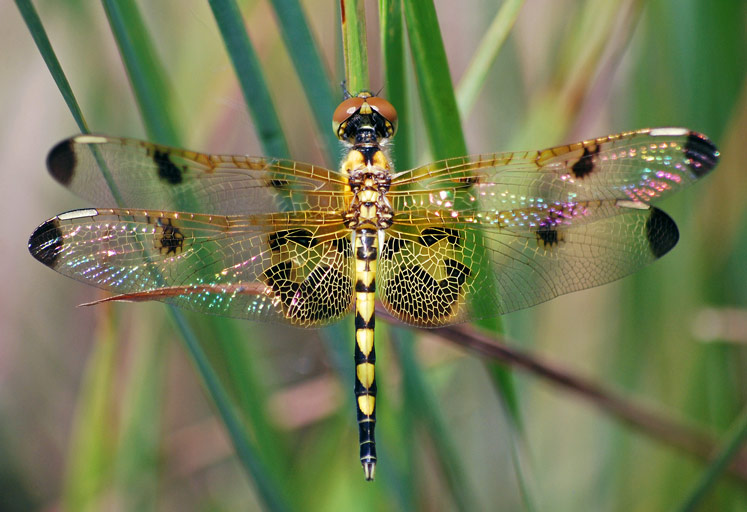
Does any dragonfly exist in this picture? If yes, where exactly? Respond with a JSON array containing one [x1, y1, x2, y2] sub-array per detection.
[[28, 91, 719, 480]]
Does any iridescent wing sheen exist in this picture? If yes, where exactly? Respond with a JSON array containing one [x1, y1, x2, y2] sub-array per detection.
[[46, 135, 349, 214], [379, 129, 719, 327], [28, 208, 354, 326], [388, 129, 718, 216], [378, 201, 679, 327]]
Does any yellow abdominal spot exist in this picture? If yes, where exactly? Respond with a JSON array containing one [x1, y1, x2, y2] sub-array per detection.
[[358, 395, 375, 416], [356, 258, 376, 273], [356, 328, 374, 356], [356, 363, 375, 388], [356, 292, 374, 320]]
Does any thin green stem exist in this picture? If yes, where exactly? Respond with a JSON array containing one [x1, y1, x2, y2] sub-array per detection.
[[340, 0, 369, 94]]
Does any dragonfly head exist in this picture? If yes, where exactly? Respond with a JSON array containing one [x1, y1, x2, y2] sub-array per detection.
[[333, 92, 397, 144]]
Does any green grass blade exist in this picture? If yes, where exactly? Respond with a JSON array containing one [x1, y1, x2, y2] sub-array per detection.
[[510, 0, 643, 148], [209, 0, 290, 158], [340, 0, 369, 93], [113, 322, 166, 510], [380, 0, 412, 169], [269, 0, 339, 162], [15, 0, 89, 133], [392, 329, 477, 511], [101, 0, 180, 145], [677, 406, 747, 511], [402, 7, 532, 506], [173, 319, 292, 512], [25, 2, 291, 506], [403, 0, 466, 158], [206, 319, 290, 476], [62, 315, 118, 511], [484, 360, 537, 511], [456, 0, 524, 118], [104, 2, 290, 503], [17, 2, 125, 206]]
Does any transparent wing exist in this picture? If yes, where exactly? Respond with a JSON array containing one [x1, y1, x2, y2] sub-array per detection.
[[47, 135, 349, 214], [389, 129, 718, 216], [378, 201, 679, 327], [28, 208, 354, 326]]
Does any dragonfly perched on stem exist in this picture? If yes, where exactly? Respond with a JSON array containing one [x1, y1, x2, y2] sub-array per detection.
[[28, 91, 718, 480]]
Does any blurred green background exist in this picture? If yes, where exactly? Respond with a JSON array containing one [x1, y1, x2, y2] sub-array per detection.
[[1, 0, 745, 510]]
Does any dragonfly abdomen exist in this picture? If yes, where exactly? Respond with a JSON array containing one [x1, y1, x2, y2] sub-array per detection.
[[354, 228, 378, 480]]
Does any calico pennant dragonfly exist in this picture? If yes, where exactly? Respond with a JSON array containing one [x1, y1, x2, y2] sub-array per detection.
[[28, 92, 719, 480]]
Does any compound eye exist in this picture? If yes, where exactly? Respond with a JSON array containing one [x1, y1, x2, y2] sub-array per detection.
[[366, 97, 397, 124], [333, 97, 365, 127], [367, 97, 397, 136]]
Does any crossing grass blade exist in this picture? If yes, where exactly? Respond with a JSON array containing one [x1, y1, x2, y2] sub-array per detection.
[[60, 313, 118, 511], [20, 1, 292, 509], [14, 0, 89, 133], [456, 0, 524, 118], [208, 0, 290, 158], [677, 405, 747, 512], [101, 0, 180, 145], [112, 316, 166, 510], [104, 2, 293, 508], [269, 0, 339, 162], [392, 329, 478, 512], [396, 3, 540, 507]]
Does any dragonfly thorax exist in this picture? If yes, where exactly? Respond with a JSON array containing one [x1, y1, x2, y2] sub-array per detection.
[[342, 148, 393, 230]]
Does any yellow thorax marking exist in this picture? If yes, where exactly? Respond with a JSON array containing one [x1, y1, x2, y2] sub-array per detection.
[[342, 150, 365, 175]]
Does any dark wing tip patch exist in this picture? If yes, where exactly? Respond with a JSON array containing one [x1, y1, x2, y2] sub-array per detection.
[[28, 218, 64, 268], [47, 139, 76, 186], [685, 132, 720, 177], [646, 207, 679, 258]]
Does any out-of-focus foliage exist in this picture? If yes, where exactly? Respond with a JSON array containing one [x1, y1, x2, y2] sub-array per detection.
[[2, 0, 745, 510]]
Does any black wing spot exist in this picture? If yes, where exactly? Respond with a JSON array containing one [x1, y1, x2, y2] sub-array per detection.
[[263, 261, 352, 322], [536, 225, 561, 248], [419, 227, 462, 247], [264, 260, 296, 304], [444, 258, 471, 285], [28, 218, 63, 268], [268, 229, 315, 251], [154, 150, 183, 185], [383, 259, 470, 324], [571, 144, 600, 179], [645, 207, 679, 258], [157, 218, 185, 255], [381, 238, 408, 260], [685, 132, 719, 177], [47, 139, 76, 186]]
